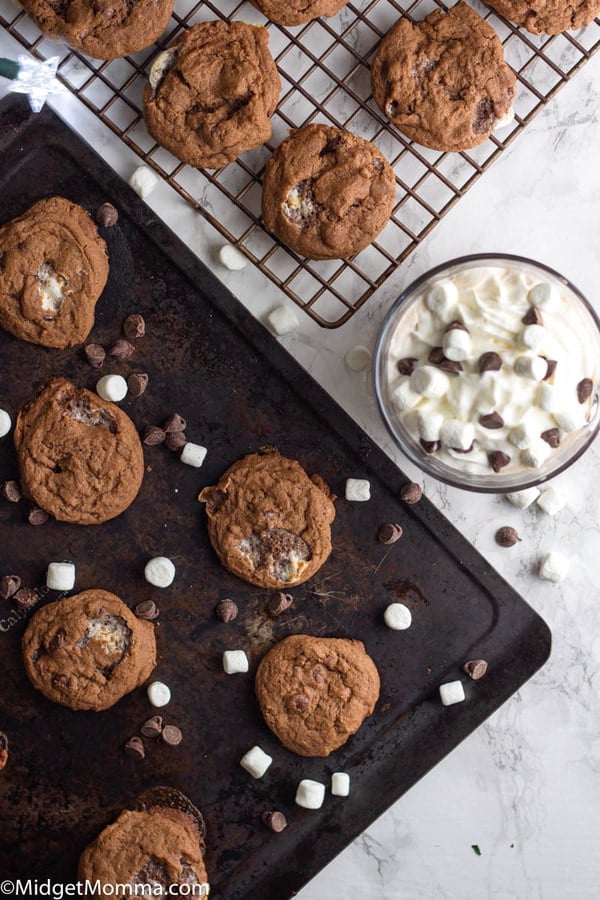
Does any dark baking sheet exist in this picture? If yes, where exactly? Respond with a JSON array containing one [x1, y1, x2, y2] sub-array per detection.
[[0, 96, 550, 897]]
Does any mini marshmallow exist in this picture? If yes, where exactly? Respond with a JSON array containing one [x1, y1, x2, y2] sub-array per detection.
[[537, 382, 559, 412], [128, 165, 159, 200], [147, 681, 171, 707], [425, 280, 458, 321], [180, 442, 207, 468], [46, 561, 76, 592], [539, 551, 570, 583], [223, 650, 249, 674], [96, 374, 128, 402], [521, 440, 552, 469], [295, 778, 326, 810], [495, 106, 514, 129], [392, 378, 421, 412], [520, 324, 546, 350], [440, 419, 475, 451], [331, 772, 350, 797], [528, 282, 558, 309], [439, 680, 466, 706], [144, 556, 176, 588], [0, 409, 11, 438], [218, 243, 248, 271], [345, 345, 372, 372], [384, 602, 412, 631], [442, 328, 471, 362], [240, 745, 273, 779], [508, 421, 538, 450], [553, 408, 586, 433], [514, 355, 547, 381], [345, 478, 371, 502], [505, 486, 540, 509], [267, 304, 299, 336], [416, 410, 444, 443], [409, 365, 450, 399], [536, 485, 567, 516]]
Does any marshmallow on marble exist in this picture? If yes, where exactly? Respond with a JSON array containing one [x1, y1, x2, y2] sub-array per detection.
[[218, 243, 248, 271], [240, 746, 272, 779], [180, 442, 207, 468], [409, 365, 450, 399], [147, 681, 171, 707], [553, 407, 586, 433], [539, 550, 570, 582], [440, 418, 474, 451], [508, 421, 538, 450], [96, 374, 128, 402], [384, 602, 412, 631], [267, 305, 299, 336], [416, 410, 444, 443], [514, 355, 547, 381], [505, 486, 540, 509], [144, 556, 176, 588], [295, 779, 326, 810], [46, 561, 76, 591], [439, 680, 465, 706], [521, 439, 552, 469], [129, 165, 159, 200], [425, 280, 458, 321], [520, 324, 546, 350], [345, 478, 370, 501], [331, 772, 350, 797], [392, 378, 420, 412], [536, 485, 566, 516], [442, 328, 471, 362], [223, 650, 249, 674], [528, 282, 558, 310], [0, 409, 11, 438]]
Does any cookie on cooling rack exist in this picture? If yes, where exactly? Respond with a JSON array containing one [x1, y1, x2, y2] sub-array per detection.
[[144, 21, 281, 170], [483, 0, 600, 34], [249, 0, 348, 26], [261, 124, 396, 260], [371, 2, 517, 152]]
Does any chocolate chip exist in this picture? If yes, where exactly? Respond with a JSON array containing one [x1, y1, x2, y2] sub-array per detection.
[[84, 343, 106, 368], [488, 451, 511, 472], [127, 373, 149, 398], [164, 431, 187, 452], [140, 716, 163, 739], [134, 600, 159, 620], [95, 202, 119, 227], [52, 673, 70, 689], [1, 480, 22, 502], [478, 351, 502, 373], [541, 357, 557, 381], [438, 358, 463, 374], [143, 425, 166, 446], [495, 526, 521, 547], [446, 320, 469, 332], [396, 357, 418, 375], [292, 694, 309, 712], [215, 598, 238, 622], [262, 811, 287, 833], [108, 339, 135, 360], [463, 659, 488, 680], [522, 306, 543, 326], [162, 725, 183, 746], [420, 439, 440, 454], [428, 347, 445, 365], [123, 313, 146, 340], [377, 523, 403, 544], [479, 411, 504, 429], [452, 441, 475, 454], [163, 413, 186, 433], [400, 482, 423, 504], [0, 574, 21, 600], [577, 377, 594, 404], [14, 587, 40, 610], [124, 737, 145, 759], [49, 628, 66, 652], [268, 592, 294, 616], [28, 507, 48, 526], [0, 731, 7, 770], [541, 427, 561, 448]]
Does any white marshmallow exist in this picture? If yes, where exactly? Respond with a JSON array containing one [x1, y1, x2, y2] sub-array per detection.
[[416, 410, 444, 443], [536, 485, 567, 516], [521, 440, 552, 469], [267, 305, 299, 336], [439, 680, 465, 706], [384, 602, 412, 630], [345, 478, 371, 502], [537, 382, 559, 412], [442, 328, 471, 362], [425, 280, 458, 321], [495, 106, 514, 129], [96, 374, 128, 402], [218, 243, 248, 271], [46, 561, 76, 592], [240, 746, 272, 779], [149, 48, 176, 90], [539, 551, 570, 583], [409, 365, 450, 399], [345, 345, 372, 372], [0, 409, 11, 438], [505, 486, 540, 509], [440, 419, 475, 451], [331, 772, 350, 797], [508, 421, 538, 450], [514, 355, 547, 381], [147, 681, 171, 707], [223, 650, 249, 675], [553, 408, 586, 433], [144, 556, 175, 588], [528, 282, 558, 309], [392, 378, 420, 412], [180, 442, 207, 468], [520, 324, 546, 350], [295, 779, 326, 810], [129, 165, 159, 200]]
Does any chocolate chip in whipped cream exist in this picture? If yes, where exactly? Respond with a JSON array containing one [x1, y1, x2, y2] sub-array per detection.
[[396, 357, 418, 375], [488, 451, 511, 472], [478, 351, 502, 373], [438, 358, 463, 374], [522, 306, 543, 326], [420, 439, 441, 454], [541, 427, 561, 448], [479, 412, 504, 429], [428, 347, 445, 365], [84, 343, 106, 368], [495, 526, 521, 547], [541, 357, 557, 381], [577, 377, 594, 404]]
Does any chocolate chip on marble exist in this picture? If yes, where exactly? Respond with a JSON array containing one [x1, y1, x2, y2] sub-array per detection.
[[14, 587, 40, 610], [479, 411, 504, 429], [215, 598, 238, 622], [268, 592, 294, 616], [127, 373, 149, 398], [0, 574, 21, 600], [577, 377, 594, 404], [522, 306, 543, 326], [95, 202, 119, 227], [495, 526, 521, 548], [163, 413, 187, 433], [400, 482, 423, 504], [377, 523, 403, 544], [162, 725, 183, 746], [84, 343, 106, 368], [164, 431, 187, 452], [28, 507, 49, 526], [478, 351, 502, 374], [541, 357, 557, 381], [124, 737, 145, 759], [262, 811, 288, 833], [396, 357, 418, 375], [488, 451, 511, 473], [134, 600, 159, 620], [140, 716, 163, 739], [420, 439, 440, 454], [123, 313, 146, 340], [541, 427, 561, 448], [463, 659, 488, 680], [143, 426, 166, 446], [108, 339, 135, 361]]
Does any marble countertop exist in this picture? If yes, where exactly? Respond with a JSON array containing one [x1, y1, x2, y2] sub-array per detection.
[[2, 11, 600, 898]]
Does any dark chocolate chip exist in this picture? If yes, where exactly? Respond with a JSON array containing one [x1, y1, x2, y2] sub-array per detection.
[[124, 737, 145, 759], [95, 202, 119, 227], [0, 574, 21, 600], [123, 313, 146, 340], [479, 411, 504, 429], [396, 357, 418, 375], [215, 598, 238, 622], [428, 347, 445, 365], [52, 674, 70, 689], [420, 439, 440, 454], [268, 592, 294, 616], [446, 320, 469, 333], [49, 628, 66, 652], [127, 373, 149, 398], [495, 526, 521, 547], [577, 377, 594, 404], [0, 731, 7, 770], [438, 358, 463, 374], [163, 413, 187, 433], [84, 343, 106, 368], [522, 306, 543, 326], [162, 725, 183, 746], [478, 352, 502, 373], [463, 659, 488, 680], [164, 431, 187, 452], [108, 339, 135, 360], [262, 811, 287, 833], [292, 694, 309, 712], [143, 426, 166, 446], [14, 587, 40, 610], [541, 428, 561, 448], [400, 482, 423, 504], [541, 357, 557, 381], [134, 600, 159, 620], [140, 716, 163, 739], [1, 480, 22, 502], [452, 441, 475, 454], [488, 451, 511, 472], [28, 507, 49, 526], [377, 523, 403, 544]]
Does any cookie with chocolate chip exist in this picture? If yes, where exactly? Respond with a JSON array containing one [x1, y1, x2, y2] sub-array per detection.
[[14, 378, 144, 525], [144, 21, 281, 170], [371, 2, 516, 152], [262, 124, 396, 260], [0, 197, 108, 349], [249, 0, 348, 26], [483, 0, 600, 34], [22, 590, 156, 711], [255, 634, 380, 757], [198, 450, 335, 589], [20, 0, 173, 60]]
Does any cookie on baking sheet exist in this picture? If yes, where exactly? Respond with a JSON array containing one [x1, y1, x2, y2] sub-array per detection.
[[0, 196, 108, 349], [483, 0, 600, 34], [20, 0, 173, 60], [144, 21, 281, 170], [22, 590, 156, 711], [255, 634, 380, 757], [198, 450, 336, 589], [371, 2, 516, 152], [262, 124, 396, 260], [14, 378, 144, 525], [250, 0, 348, 26]]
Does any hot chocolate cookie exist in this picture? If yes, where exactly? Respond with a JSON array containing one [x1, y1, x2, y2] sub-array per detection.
[[249, 0, 348, 26], [0, 196, 108, 349], [483, 0, 600, 34]]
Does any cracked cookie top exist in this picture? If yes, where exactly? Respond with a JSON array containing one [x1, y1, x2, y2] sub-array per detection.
[[482, 0, 600, 35]]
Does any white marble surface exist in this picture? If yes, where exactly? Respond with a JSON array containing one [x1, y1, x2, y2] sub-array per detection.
[[2, 11, 600, 898]]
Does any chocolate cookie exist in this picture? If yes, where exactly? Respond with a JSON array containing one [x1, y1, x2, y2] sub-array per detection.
[[262, 124, 396, 260], [144, 21, 281, 170], [22, 590, 156, 711], [20, 0, 174, 60], [255, 634, 380, 756], [483, 0, 600, 34], [371, 2, 517, 152], [0, 197, 108, 349], [198, 450, 335, 589], [249, 0, 348, 26], [14, 378, 144, 525]]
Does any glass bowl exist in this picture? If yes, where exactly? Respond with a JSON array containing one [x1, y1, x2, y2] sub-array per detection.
[[373, 254, 600, 492]]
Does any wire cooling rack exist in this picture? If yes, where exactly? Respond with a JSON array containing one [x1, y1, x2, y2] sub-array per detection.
[[1, 1, 599, 326]]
